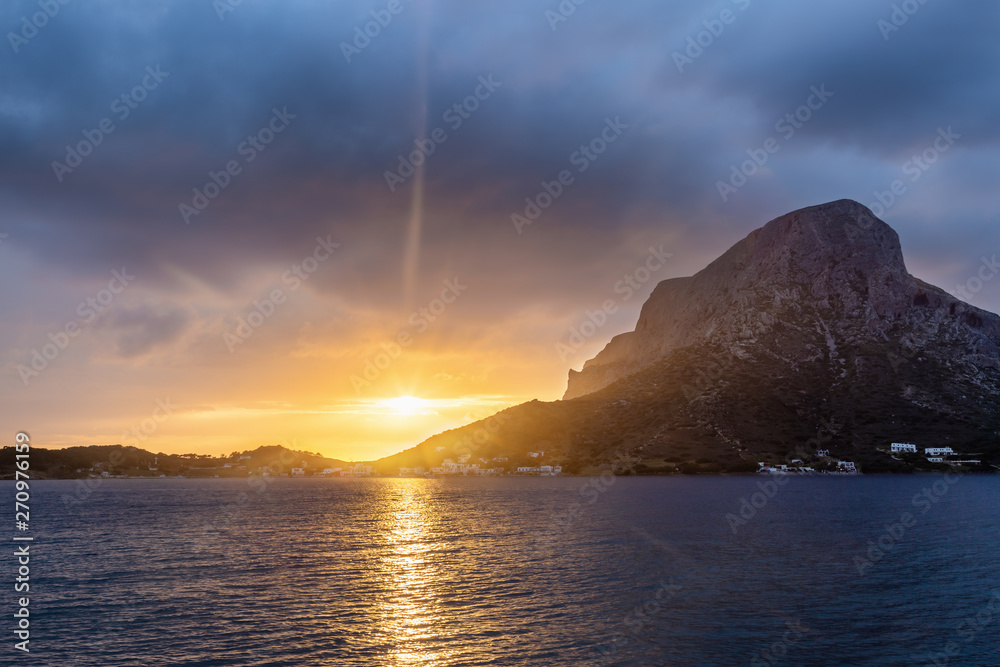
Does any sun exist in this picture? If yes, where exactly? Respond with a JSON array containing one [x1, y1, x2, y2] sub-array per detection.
[[379, 396, 428, 414]]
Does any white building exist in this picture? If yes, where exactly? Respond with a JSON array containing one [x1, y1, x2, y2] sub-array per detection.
[[816, 449, 830, 458], [340, 464, 376, 476], [291, 467, 305, 477], [925, 447, 955, 457], [891, 443, 917, 453], [837, 461, 857, 472], [514, 465, 561, 475], [430, 461, 480, 475]]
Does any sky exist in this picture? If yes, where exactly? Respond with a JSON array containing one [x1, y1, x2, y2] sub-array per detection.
[[1, 0, 999, 460]]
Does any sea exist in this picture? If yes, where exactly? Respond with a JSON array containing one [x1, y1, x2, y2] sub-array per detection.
[[6, 475, 1000, 666]]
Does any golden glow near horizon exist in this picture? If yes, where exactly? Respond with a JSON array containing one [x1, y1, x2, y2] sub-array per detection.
[[7, 242, 624, 461], [36, 391, 528, 462], [6, 279, 586, 460]]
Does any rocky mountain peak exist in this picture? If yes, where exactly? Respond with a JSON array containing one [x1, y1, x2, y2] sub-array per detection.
[[565, 199, 999, 399], [706, 198, 906, 282]]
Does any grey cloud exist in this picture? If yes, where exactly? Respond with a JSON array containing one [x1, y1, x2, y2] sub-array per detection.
[[0, 0, 997, 321], [99, 304, 191, 358]]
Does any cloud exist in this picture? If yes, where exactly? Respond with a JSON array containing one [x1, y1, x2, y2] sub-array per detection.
[[99, 304, 191, 358]]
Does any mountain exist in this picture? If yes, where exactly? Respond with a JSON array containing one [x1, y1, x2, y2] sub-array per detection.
[[378, 200, 1000, 473]]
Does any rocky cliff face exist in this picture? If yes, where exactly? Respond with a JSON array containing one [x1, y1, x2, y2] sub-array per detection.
[[565, 199, 1000, 399]]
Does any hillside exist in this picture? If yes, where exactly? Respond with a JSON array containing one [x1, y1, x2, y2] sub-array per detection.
[[0, 444, 348, 479], [375, 200, 1000, 474]]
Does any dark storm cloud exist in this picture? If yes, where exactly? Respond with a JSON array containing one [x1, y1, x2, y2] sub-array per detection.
[[672, 1, 1000, 156], [1, 0, 998, 310], [100, 303, 190, 358]]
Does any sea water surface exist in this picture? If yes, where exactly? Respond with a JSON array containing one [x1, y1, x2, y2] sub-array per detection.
[[7, 475, 1000, 666]]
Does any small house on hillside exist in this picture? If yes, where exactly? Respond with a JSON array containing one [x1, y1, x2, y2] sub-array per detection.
[[925, 447, 955, 456]]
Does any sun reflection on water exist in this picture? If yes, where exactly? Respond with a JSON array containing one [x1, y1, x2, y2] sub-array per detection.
[[376, 479, 455, 666]]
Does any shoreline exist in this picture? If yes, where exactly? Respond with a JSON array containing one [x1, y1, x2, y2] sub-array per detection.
[[5, 469, 998, 481]]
